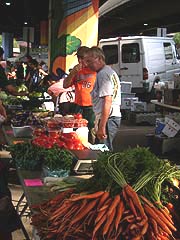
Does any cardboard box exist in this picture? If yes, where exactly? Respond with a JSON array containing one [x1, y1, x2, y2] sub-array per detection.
[[121, 81, 132, 93], [174, 72, 180, 81], [162, 119, 180, 138], [121, 97, 138, 110], [155, 119, 165, 135], [131, 101, 147, 112], [168, 78, 180, 89], [167, 119, 180, 131], [164, 89, 180, 105], [162, 125, 178, 138]]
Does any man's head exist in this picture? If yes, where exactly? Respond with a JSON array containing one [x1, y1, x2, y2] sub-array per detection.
[[29, 59, 39, 69], [85, 46, 105, 72], [25, 55, 32, 63], [76, 46, 90, 67], [0, 47, 4, 59], [76, 46, 89, 58]]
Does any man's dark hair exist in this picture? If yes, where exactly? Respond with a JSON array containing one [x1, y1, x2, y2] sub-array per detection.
[[0, 47, 4, 57], [29, 59, 39, 67]]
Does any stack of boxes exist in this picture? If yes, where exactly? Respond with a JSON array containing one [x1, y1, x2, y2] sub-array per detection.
[[164, 73, 180, 106], [121, 81, 138, 110]]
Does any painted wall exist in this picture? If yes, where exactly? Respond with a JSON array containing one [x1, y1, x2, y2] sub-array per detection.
[[49, 0, 99, 81]]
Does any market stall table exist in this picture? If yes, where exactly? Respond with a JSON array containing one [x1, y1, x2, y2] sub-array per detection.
[[16, 169, 57, 206]]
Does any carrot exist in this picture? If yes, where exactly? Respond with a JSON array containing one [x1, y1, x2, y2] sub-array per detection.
[[115, 200, 125, 231], [50, 188, 74, 204], [159, 207, 173, 223], [95, 208, 107, 224], [92, 213, 107, 238], [140, 195, 175, 230], [157, 235, 169, 240], [131, 236, 142, 240], [124, 185, 145, 217], [152, 206, 176, 232], [106, 218, 115, 239], [115, 225, 123, 239], [86, 209, 96, 226], [128, 197, 138, 217], [69, 191, 105, 201], [144, 203, 172, 236], [49, 200, 75, 221], [137, 215, 148, 227], [107, 194, 120, 216], [140, 221, 149, 235], [98, 197, 112, 212], [96, 191, 110, 209], [140, 195, 174, 227], [70, 198, 98, 225], [149, 217, 159, 236], [103, 206, 116, 236]]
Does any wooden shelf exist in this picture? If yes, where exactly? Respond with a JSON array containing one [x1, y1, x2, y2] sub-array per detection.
[[151, 100, 180, 112]]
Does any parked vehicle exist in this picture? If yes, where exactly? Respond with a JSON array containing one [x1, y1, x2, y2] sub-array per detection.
[[99, 36, 180, 100]]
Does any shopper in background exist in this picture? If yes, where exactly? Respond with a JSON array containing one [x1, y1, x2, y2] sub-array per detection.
[[0, 47, 29, 121], [15, 61, 25, 82], [48, 78, 75, 116], [63, 46, 96, 143], [24, 55, 33, 80], [0, 47, 28, 97], [85, 46, 121, 151], [25, 58, 48, 92]]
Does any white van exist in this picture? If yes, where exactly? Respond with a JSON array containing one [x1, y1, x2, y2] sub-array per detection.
[[99, 36, 180, 100]]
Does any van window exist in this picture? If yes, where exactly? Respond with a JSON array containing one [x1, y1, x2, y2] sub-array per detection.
[[102, 45, 118, 64], [164, 42, 173, 59], [122, 43, 140, 63]]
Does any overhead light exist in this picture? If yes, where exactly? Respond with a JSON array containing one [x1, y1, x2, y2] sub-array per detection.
[[144, 23, 148, 26], [24, 22, 28, 25], [5, 2, 11, 5]]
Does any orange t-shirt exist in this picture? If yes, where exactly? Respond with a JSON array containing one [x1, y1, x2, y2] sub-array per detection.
[[72, 67, 96, 106]]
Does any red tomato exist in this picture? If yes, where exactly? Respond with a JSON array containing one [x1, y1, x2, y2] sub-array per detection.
[[66, 142, 74, 150], [55, 140, 66, 148], [74, 142, 84, 150], [44, 143, 53, 149], [61, 132, 78, 140], [48, 131, 60, 138], [74, 113, 83, 119]]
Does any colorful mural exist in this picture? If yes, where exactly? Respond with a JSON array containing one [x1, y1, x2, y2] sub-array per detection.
[[50, 0, 99, 81]]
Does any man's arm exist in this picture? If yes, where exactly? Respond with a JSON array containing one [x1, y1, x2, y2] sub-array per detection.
[[97, 95, 112, 140], [0, 100, 7, 118], [5, 85, 28, 96], [63, 64, 81, 88]]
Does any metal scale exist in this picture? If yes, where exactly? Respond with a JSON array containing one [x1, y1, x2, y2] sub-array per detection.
[[70, 149, 101, 175]]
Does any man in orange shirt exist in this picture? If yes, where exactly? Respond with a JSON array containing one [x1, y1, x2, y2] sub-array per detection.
[[63, 46, 96, 143]]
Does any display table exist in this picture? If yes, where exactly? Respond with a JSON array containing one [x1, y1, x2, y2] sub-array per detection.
[[16, 169, 57, 206]]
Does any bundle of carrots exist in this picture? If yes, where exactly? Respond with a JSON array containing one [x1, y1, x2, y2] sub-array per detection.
[[31, 185, 177, 240], [30, 149, 180, 239]]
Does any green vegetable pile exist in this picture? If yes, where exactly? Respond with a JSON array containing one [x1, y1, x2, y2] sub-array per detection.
[[8, 142, 73, 171], [43, 146, 73, 171], [77, 147, 180, 204], [8, 142, 44, 170]]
